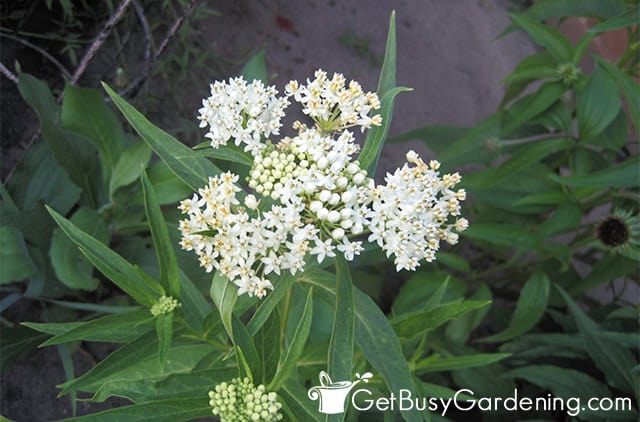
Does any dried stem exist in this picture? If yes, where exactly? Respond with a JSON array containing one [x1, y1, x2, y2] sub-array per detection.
[[68, 0, 132, 85], [0, 62, 18, 84], [0, 33, 72, 79], [120, 0, 202, 97]]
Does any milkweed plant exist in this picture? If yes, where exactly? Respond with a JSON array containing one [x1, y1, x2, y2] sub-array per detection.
[[21, 13, 474, 422]]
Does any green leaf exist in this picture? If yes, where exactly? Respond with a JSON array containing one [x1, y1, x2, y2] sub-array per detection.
[[376, 10, 397, 98], [59, 397, 211, 421], [0, 326, 47, 372], [360, 11, 412, 174], [567, 254, 638, 295], [141, 161, 192, 205], [588, 6, 639, 34], [594, 55, 639, 132], [501, 64, 557, 84], [478, 272, 550, 343], [155, 312, 173, 366], [269, 287, 313, 390], [463, 223, 540, 250], [231, 315, 262, 381], [437, 114, 501, 168], [209, 272, 237, 340], [537, 204, 581, 238], [50, 208, 109, 291], [37, 309, 153, 346], [445, 284, 492, 344], [392, 300, 490, 339], [18, 74, 99, 205], [194, 144, 253, 166], [557, 286, 638, 397], [389, 125, 470, 154], [502, 365, 610, 400], [103, 83, 221, 191], [414, 353, 511, 373], [300, 268, 423, 422], [6, 141, 80, 216], [240, 48, 267, 82], [254, 308, 280, 385], [482, 138, 572, 186], [59, 332, 210, 398], [61, 83, 125, 179], [247, 273, 295, 335], [281, 378, 324, 422], [392, 271, 466, 316], [328, 256, 354, 402], [510, 13, 572, 63], [577, 64, 621, 140], [109, 141, 152, 196], [0, 227, 35, 284], [520, 0, 625, 21], [360, 86, 412, 175], [550, 155, 639, 189], [47, 206, 163, 307], [141, 173, 180, 297], [435, 252, 470, 273], [500, 52, 557, 106], [178, 269, 212, 333], [501, 82, 566, 137]]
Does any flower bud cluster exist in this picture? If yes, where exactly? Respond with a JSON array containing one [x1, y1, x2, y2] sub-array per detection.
[[368, 150, 468, 271], [246, 126, 373, 262], [197, 76, 289, 155], [208, 377, 282, 422], [285, 69, 382, 133], [150, 295, 181, 316]]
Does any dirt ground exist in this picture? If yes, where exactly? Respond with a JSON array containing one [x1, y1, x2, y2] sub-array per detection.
[[1, 0, 536, 420]]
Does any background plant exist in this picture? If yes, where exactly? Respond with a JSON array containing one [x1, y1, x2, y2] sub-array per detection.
[[391, 0, 638, 420]]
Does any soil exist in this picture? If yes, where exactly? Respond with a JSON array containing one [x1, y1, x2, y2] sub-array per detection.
[[1, 0, 536, 420]]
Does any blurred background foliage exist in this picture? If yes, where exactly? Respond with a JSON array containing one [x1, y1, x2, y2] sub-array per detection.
[[0, 0, 638, 421]]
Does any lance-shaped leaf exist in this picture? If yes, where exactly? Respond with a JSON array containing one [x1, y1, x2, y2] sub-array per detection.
[[142, 172, 180, 297], [300, 268, 423, 422], [478, 272, 549, 343], [47, 206, 163, 308], [209, 272, 238, 340], [327, 257, 354, 414], [268, 287, 313, 390], [103, 83, 220, 191], [359, 11, 411, 175]]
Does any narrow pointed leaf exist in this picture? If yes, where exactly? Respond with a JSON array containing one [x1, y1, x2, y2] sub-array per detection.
[[156, 313, 173, 366], [269, 287, 313, 390], [47, 206, 163, 307], [102, 83, 221, 191], [478, 272, 549, 343], [142, 172, 180, 297], [328, 256, 354, 404], [39, 309, 154, 346], [209, 272, 237, 340]]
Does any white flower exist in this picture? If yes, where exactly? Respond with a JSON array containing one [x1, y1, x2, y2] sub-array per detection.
[[367, 150, 467, 271], [198, 77, 288, 154], [285, 70, 382, 133]]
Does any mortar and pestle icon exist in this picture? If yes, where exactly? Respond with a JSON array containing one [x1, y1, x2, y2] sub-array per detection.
[[308, 371, 373, 414]]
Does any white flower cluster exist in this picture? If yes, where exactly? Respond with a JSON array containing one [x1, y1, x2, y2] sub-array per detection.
[[179, 172, 316, 298], [208, 377, 282, 422], [150, 295, 180, 316], [369, 151, 468, 271], [180, 71, 467, 298], [197, 76, 289, 154], [286, 69, 382, 133]]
